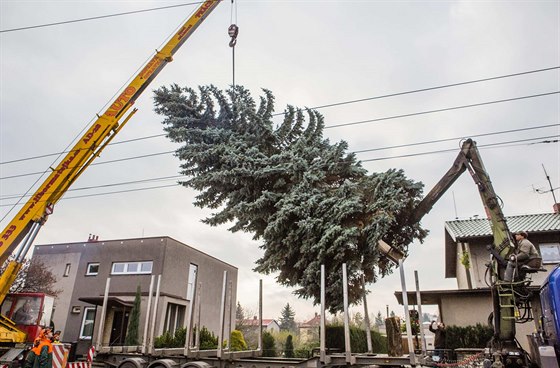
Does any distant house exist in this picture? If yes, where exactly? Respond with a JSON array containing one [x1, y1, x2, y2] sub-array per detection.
[[298, 313, 320, 343], [395, 212, 560, 353], [238, 317, 280, 333]]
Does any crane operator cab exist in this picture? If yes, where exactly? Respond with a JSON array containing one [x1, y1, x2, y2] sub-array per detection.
[[0, 293, 54, 344]]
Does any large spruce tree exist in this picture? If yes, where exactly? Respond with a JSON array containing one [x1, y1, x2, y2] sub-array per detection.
[[154, 84, 427, 312]]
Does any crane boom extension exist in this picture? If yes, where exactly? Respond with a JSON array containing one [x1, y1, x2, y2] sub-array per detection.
[[0, 0, 221, 302], [411, 138, 522, 350]]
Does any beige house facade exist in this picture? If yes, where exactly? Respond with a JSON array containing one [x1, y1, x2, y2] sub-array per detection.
[[396, 212, 560, 352]]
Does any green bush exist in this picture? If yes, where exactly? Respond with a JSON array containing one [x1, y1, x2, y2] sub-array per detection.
[[445, 324, 493, 350], [285, 334, 294, 358], [199, 326, 219, 349], [154, 327, 187, 348], [262, 331, 277, 357], [229, 330, 248, 351], [325, 325, 387, 353]]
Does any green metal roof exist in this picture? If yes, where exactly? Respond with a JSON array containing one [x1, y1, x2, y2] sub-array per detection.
[[445, 213, 560, 241]]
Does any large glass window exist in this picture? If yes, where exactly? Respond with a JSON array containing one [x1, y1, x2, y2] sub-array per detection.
[[80, 307, 96, 339], [540, 243, 560, 264], [111, 261, 152, 275], [164, 303, 186, 334]]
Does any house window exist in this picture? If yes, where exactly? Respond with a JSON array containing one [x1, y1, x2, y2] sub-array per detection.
[[63, 263, 71, 277], [86, 263, 99, 276], [111, 261, 152, 275], [80, 307, 96, 339], [164, 303, 186, 334], [540, 243, 560, 264]]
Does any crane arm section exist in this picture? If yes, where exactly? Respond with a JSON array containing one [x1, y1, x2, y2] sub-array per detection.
[[412, 138, 516, 262], [0, 1, 220, 271]]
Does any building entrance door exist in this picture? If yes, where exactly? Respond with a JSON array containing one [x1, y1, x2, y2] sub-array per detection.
[[110, 309, 129, 345]]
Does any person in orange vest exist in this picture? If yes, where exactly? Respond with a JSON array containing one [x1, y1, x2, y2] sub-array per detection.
[[24, 327, 53, 368]]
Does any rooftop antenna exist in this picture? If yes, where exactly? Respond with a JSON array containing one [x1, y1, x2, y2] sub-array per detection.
[[452, 191, 459, 219], [541, 164, 558, 204]]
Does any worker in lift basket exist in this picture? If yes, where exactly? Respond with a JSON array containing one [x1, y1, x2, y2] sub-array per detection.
[[504, 231, 542, 282]]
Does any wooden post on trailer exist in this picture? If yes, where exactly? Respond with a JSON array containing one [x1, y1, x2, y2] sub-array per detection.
[[342, 263, 354, 364], [217, 271, 227, 358], [414, 270, 427, 355], [258, 279, 263, 351], [142, 275, 154, 354], [362, 275, 373, 353], [399, 260, 416, 365], [95, 277, 110, 351], [148, 275, 161, 354], [320, 265, 327, 363]]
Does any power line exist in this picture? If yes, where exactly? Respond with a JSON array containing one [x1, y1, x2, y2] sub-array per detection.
[[0, 175, 184, 200], [360, 136, 559, 163], [0, 1, 206, 33], [326, 91, 560, 129], [1, 136, 556, 208], [273, 66, 560, 116], [2, 124, 558, 181], [353, 123, 559, 153], [0, 134, 166, 165], [0, 151, 176, 180], [2, 68, 558, 166]]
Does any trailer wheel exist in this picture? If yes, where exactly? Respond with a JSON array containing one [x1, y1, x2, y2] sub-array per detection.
[[181, 361, 211, 368], [119, 357, 147, 368]]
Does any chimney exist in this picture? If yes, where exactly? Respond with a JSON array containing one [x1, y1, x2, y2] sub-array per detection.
[[554, 203, 560, 214]]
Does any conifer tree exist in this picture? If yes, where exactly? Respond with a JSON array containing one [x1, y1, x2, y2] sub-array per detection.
[[154, 84, 427, 313], [285, 334, 295, 358], [125, 285, 141, 345], [279, 303, 297, 332]]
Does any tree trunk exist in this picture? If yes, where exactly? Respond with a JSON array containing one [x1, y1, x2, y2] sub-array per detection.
[[385, 317, 403, 356]]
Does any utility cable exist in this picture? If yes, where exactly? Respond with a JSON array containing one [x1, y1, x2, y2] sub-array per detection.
[[0, 175, 184, 201], [360, 136, 559, 163], [271, 67, 560, 117], [326, 91, 560, 129], [1, 137, 556, 208], [0, 1, 207, 33], [353, 123, 559, 153], [1, 124, 558, 180], [0, 134, 166, 165], [2, 68, 557, 165]]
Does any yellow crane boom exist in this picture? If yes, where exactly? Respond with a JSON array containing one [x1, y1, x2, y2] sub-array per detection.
[[0, 0, 221, 305]]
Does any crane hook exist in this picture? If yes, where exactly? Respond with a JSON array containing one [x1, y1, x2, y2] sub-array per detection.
[[228, 24, 239, 47]]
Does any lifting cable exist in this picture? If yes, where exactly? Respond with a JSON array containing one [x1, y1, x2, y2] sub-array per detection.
[[228, 0, 239, 117]]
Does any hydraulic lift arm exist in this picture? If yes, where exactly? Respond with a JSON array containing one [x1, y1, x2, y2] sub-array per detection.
[[410, 138, 519, 345]]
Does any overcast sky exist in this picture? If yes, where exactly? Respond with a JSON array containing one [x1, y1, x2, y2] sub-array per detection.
[[1, 0, 559, 323]]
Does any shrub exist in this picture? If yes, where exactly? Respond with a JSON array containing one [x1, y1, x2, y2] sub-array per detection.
[[262, 331, 277, 357], [285, 335, 294, 358], [199, 326, 219, 349], [445, 324, 493, 350], [325, 325, 387, 353], [230, 330, 248, 351]]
